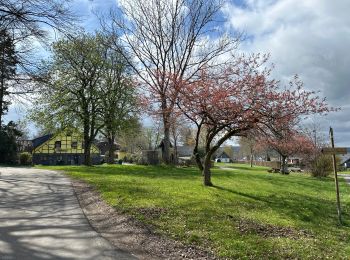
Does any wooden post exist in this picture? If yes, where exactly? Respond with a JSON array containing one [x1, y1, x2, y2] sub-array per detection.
[[329, 127, 342, 225]]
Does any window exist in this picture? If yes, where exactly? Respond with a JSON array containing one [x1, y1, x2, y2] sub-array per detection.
[[55, 141, 61, 149], [71, 141, 78, 149]]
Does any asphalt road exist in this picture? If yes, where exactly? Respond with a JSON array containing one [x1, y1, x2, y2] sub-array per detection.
[[339, 173, 350, 185], [0, 167, 136, 260]]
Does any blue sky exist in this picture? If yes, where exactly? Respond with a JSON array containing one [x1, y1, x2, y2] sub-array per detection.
[[5, 0, 350, 147]]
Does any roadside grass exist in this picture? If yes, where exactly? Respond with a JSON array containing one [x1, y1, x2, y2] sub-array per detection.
[[38, 163, 350, 259]]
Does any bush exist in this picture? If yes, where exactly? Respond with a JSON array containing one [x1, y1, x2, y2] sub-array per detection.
[[309, 154, 335, 177], [19, 152, 32, 165], [0, 123, 20, 164]]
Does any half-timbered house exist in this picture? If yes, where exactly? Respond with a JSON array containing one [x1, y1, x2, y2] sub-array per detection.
[[32, 132, 101, 165]]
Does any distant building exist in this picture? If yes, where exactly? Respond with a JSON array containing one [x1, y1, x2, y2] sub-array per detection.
[[157, 139, 175, 163], [214, 146, 240, 162], [288, 158, 301, 165], [17, 139, 33, 153], [177, 145, 194, 158], [97, 141, 119, 155], [215, 151, 232, 163], [340, 155, 350, 169]]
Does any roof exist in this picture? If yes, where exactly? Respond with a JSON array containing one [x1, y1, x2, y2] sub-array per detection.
[[217, 151, 231, 159], [96, 141, 120, 154], [32, 132, 101, 154], [216, 146, 240, 156], [340, 155, 350, 164], [177, 145, 193, 157], [158, 139, 173, 149], [32, 134, 53, 148]]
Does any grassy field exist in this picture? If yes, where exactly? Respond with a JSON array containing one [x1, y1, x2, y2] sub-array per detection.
[[38, 163, 350, 259]]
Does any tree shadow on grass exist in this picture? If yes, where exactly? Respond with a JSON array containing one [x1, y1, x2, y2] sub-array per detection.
[[213, 168, 337, 192], [212, 185, 350, 230], [44, 165, 350, 230], [59, 165, 202, 181]]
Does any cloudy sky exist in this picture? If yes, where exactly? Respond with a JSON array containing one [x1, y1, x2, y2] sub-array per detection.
[[5, 0, 350, 146], [223, 0, 350, 146]]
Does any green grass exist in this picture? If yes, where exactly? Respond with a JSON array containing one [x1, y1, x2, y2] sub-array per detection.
[[38, 163, 350, 259]]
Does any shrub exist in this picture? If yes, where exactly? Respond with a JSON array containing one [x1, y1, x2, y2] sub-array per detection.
[[308, 154, 336, 177], [19, 152, 32, 165], [0, 124, 20, 164]]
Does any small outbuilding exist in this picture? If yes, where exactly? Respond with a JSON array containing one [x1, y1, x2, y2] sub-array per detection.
[[340, 156, 350, 169], [215, 151, 232, 163]]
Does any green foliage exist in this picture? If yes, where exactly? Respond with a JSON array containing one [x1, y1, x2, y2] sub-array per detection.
[[30, 32, 139, 165], [0, 131, 17, 164], [39, 163, 350, 259], [0, 121, 21, 164], [19, 152, 32, 165], [30, 33, 106, 131], [0, 29, 18, 124]]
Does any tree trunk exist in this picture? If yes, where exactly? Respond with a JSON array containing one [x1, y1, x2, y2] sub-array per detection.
[[107, 136, 115, 164], [202, 154, 213, 186], [0, 46, 5, 130], [193, 142, 203, 172], [162, 119, 171, 164], [83, 122, 92, 166], [250, 150, 253, 168], [84, 140, 92, 166], [280, 155, 288, 174], [266, 152, 270, 161], [174, 137, 178, 165], [0, 84, 3, 129]]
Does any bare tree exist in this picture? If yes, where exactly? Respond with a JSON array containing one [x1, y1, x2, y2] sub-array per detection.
[[0, 0, 77, 123], [144, 120, 162, 150], [0, 0, 75, 39], [239, 134, 256, 167], [0, 29, 17, 128], [103, 0, 239, 164]]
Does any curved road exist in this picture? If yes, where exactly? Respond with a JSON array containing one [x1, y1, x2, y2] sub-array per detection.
[[339, 173, 350, 186], [0, 167, 136, 260]]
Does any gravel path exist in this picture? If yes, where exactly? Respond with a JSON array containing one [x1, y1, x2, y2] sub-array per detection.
[[218, 167, 236, 171], [70, 179, 216, 260]]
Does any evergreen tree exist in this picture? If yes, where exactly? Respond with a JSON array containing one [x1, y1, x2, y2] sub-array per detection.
[[0, 121, 22, 164], [0, 29, 18, 128]]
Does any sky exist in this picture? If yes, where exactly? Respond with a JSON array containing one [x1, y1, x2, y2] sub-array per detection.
[[5, 0, 350, 146]]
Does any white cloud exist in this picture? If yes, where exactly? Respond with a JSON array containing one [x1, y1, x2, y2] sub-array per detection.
[[223, 0, 350, 146], [4, 0, 349, 146]]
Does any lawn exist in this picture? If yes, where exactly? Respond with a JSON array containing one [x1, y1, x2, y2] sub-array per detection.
[[38, 163, 350, 259]]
